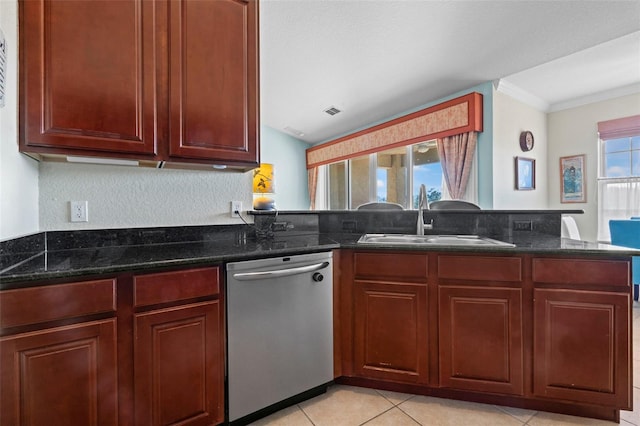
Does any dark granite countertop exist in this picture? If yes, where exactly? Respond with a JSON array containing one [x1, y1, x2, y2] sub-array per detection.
[[0, 233, 340, 289], [1, 230, 638, 289]]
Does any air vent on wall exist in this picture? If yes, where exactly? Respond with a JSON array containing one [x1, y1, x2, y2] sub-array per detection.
[[323, 106, 342, 116]]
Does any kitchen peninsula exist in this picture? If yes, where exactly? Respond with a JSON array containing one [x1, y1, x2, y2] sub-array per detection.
[[0, 210, 636, 425]]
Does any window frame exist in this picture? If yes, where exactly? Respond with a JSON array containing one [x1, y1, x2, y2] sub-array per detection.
[[596, 118, 640, 242], [598, 136, 640, 179], [323, 140, 446, 210]]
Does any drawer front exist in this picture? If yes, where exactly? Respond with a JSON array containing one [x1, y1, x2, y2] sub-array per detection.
[[354, 252, 427, 280], [438, 255, 522, 282], [532, 258, 630, 287], [1, 279, 116, 328], [134, 267, 220, 307]]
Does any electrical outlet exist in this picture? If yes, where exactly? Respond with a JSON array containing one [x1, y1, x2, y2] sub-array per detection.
[[513, 220, 532, 231], [272, 221, 288, 232], [230, 201, 242, 218], [70, 201, 88, 222]]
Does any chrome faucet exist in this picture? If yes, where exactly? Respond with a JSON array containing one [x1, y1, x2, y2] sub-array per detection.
[[416, 184, 433, 235]]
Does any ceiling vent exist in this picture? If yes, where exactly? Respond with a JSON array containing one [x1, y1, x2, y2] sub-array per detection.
[[284, 126, 305, 137], [323, 106, 342, 116]]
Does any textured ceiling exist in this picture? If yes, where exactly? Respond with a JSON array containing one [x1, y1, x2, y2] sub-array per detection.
[[259, 0, 640, 144]]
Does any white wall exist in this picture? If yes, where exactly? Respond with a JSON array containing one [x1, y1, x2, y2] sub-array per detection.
[[39, 163, 254, 230], [492, 90, 548, 209], [547, 93, 640, 242], [0, 1, 39, 240], [37, 124, 310, 231]]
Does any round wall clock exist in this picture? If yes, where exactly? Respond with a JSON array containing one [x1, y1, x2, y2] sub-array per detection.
[[519, 131, 534, 152]]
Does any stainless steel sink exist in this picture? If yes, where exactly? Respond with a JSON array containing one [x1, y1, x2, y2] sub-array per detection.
[[357, 234, 515, 247]]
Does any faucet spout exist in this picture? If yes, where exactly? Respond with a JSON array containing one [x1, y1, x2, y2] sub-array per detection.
[[418, 184, 428, 211], [417, 184, 432, 235]]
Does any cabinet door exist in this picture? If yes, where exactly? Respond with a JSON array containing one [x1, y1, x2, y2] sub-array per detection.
[[134, 301, 224, 426], [168, 0, 259, 166], [353, 280, 428, 383], [0, 319, 117, 426], [438, 286, 523, 395], [533, 289, 631, 409], [20, 0, 157, 156]]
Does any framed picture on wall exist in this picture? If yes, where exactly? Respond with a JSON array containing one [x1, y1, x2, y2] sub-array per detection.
[[515, 157, 535, 190], [560, 154, 586, 203]]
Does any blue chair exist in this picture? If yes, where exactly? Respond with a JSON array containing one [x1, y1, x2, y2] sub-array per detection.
[[609, 219, 640, 301]]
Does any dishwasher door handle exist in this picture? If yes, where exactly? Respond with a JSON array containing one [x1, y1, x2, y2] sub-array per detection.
[[232, 262, 330, 281]]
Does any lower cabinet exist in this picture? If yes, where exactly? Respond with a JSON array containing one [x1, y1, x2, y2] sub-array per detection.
[[533, 288, 631, 408], [132, 267, 225, 426], [353, 280, 429, 383], [438, 285, 523, 395], [0, 319, 118, 426], [531, 257, 632, 409], [436, 254, 524, 395], [350, 251, 429, 384], [339, 250, 633, 422], [134, 301, 223, 426], [0, 266, 224, 426]]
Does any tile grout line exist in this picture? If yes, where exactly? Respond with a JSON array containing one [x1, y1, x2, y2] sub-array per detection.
[[493, 405, 533, 425], [373, 390, 424, 425], [358, 406, 410, 426], [296, 403, 317, 426], [394, 403, 425, 426]]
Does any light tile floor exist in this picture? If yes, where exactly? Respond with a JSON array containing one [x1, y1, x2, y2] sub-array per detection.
[[252, 301, 640, 426]]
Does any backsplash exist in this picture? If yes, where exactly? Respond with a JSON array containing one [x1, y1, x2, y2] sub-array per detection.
[[0, 225, 251, 273], [253, 210, 564, 241], [2, 209, 570, 272]]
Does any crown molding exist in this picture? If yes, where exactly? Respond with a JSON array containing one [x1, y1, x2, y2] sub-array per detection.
[[493, 79, 550, 112], [548, 82, 640, 112]]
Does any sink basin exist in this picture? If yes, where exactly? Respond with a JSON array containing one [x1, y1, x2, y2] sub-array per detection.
[[357, 234, 515, 247]]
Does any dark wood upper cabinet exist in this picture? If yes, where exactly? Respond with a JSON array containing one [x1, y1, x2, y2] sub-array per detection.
[[168, 0, 258, 165], [19, 0, 259, 169], [19, 0, 159, 156]]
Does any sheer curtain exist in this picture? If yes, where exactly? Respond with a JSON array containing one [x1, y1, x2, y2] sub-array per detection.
[[436, 132, 477, 200], [308, 167, 319, 210], [597, 178, 640, 241], [310, 166, 327, 210]]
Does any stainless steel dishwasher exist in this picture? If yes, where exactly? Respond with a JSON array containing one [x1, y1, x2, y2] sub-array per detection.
[[226, 251, 333, 425]]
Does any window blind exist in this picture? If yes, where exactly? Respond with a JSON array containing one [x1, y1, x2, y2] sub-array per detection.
[[597, 115, 640, 140]]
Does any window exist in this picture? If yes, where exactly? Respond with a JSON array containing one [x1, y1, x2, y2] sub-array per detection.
[[412, 142, 443, 208], [602, 136, 640, 177], [327, 161, 347, 209], [597, 115, 640, 242], [376, 148, 408, 207], [323, 140, 444, 210], [350, 155, 372, 209]]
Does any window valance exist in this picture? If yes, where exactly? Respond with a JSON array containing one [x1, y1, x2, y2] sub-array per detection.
[[597, 115, 640, 140], [306, 92, 483, 169]]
